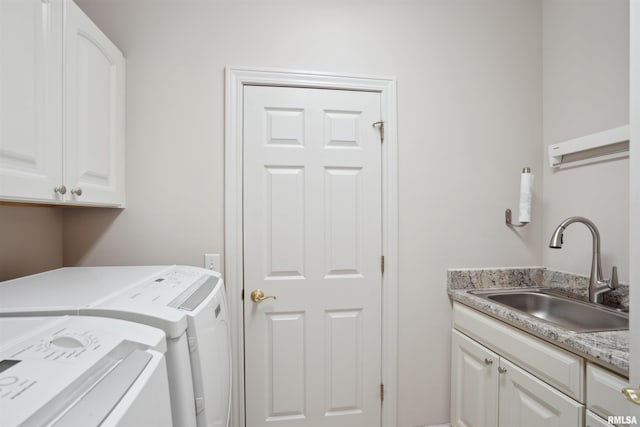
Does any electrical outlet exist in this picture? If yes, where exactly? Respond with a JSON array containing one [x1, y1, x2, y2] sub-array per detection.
[[204, 253, 221, 273]]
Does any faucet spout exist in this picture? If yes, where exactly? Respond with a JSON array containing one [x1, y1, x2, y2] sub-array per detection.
[[548, 216, 611, 304]]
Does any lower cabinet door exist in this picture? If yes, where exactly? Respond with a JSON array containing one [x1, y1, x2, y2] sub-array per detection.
[[586, 410, 613, 427], [587, 362, 633, 424], [499, 358, 584, 427], [451, 330, 499, 427]]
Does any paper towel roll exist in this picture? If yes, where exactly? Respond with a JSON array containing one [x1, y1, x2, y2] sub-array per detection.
[[518, 169, 534, 223]]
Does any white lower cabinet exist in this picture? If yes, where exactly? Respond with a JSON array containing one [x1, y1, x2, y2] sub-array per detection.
[[499, 357, 583, 426], [451, 302, 636, 427], [586, 410, 613, 427], [587, 363, 633, 427], [451, 330, 498, 426], [451, 329, 583, 427]]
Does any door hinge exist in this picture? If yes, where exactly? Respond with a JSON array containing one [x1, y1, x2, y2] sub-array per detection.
[[380, 383, 384, 402], [195, 397, 205, 414], [381, 255, 385, 274], [372, 121, 384, 143], [188, 336, 198, 353], [241, 289, 244, 301]]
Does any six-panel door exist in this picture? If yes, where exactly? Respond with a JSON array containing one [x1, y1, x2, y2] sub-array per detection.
[[243, 85, 383, 427]]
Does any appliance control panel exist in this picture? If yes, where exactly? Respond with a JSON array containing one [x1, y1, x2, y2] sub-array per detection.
[[5, 327, 102, 362], [119, 266, 214, 306]]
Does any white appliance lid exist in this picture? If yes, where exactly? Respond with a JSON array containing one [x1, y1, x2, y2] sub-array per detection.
[[0, 316, 165, 426], [0, 266, 170, 312]]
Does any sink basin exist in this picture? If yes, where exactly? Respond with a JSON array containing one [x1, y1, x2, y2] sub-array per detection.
[[470, 289, 629, 333]]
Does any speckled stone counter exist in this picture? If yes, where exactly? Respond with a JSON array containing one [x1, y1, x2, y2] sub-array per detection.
[[447, 267, 630, 376]]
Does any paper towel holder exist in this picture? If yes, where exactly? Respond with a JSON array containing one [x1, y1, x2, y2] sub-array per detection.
[[505, 167, 532, 227], [505, 208, 528, 227]]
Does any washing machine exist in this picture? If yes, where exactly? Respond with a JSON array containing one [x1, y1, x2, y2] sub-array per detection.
[[0, 265, 232, 427], [0, 315, 172, 427]]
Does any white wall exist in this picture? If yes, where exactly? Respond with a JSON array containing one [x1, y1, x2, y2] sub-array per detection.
[[542, 0, 630, 282], [63, 0, 542, 425], [0, 206, 63, 281]]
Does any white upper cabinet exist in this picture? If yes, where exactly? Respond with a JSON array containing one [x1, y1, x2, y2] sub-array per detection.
[[64, 1, 125, 206], [0, 0, 125, 207], [0, 0, 64, 203]]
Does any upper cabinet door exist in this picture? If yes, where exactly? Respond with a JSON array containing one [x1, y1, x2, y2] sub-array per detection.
[[64, 0, 125, 207], [0, 0, 64, 203]]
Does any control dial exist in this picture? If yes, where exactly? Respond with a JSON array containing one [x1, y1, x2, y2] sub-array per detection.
[[49, 334, 91, 349]]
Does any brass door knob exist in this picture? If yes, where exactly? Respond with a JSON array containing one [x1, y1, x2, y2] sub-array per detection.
[[250, 289, 276, 303], [622, 387, 640, 405]]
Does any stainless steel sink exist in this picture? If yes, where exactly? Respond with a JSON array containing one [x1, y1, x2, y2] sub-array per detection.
[[470, 289, 629, 333]]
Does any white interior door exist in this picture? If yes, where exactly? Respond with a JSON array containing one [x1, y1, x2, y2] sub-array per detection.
[[243, 85, 383, 427]]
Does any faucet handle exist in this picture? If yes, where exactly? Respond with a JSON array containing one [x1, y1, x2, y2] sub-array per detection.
[[609, 266, 619, 290]]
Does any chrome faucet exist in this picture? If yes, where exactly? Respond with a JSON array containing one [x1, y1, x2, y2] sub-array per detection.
[[549, 216, 618, 304]]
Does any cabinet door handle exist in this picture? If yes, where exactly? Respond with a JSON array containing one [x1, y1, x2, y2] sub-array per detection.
[[484, 358, 493, 366], [54, 185, 67, 195], [622, 387, 640, 405], [498, 367, 507, 374], [71, 187, 83, 196]]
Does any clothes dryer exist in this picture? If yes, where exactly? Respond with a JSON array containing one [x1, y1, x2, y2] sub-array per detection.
[[0, 315, 172, 427], [0, 266, 232, 427]]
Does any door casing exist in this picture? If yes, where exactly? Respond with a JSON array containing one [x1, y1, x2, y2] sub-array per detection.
[[224, 66, 398, 427], [629, 0, 640, 415]]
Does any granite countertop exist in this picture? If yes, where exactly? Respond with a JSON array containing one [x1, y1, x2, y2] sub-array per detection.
[[448, 267, 629, 377]]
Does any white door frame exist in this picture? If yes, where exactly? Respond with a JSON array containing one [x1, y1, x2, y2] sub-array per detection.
[[224, 66, 398, 427], [629, 0, 639, 403]]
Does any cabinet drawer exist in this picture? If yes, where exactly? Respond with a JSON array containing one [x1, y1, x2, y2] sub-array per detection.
[[453, 302, 584, 401], [587, 363, 630, 422]]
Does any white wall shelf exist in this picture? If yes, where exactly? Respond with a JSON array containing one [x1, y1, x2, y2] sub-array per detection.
[[548, 125, 630, 168]]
